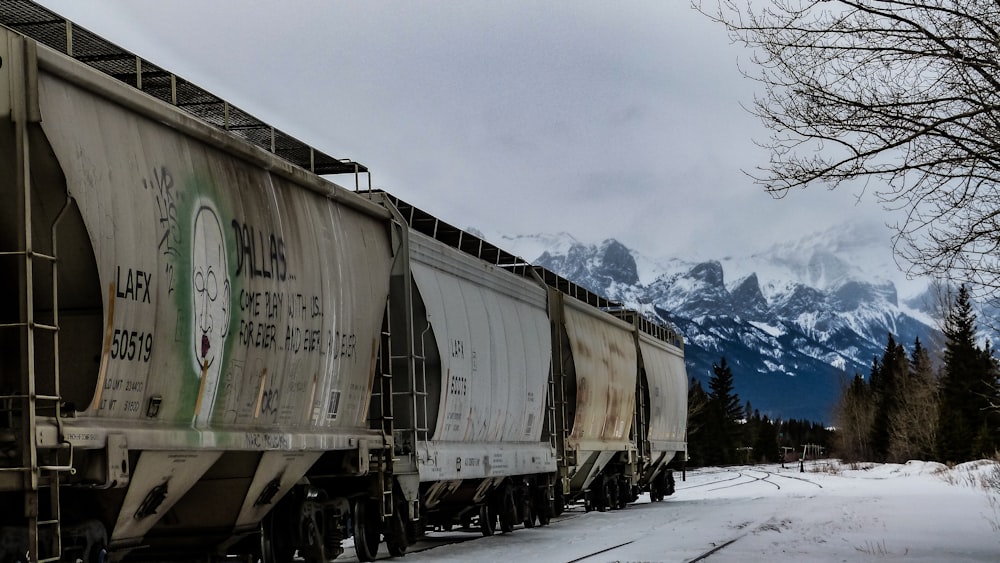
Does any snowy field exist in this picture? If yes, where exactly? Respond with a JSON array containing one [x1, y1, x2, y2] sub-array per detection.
[[343, 460, 1000, 562]]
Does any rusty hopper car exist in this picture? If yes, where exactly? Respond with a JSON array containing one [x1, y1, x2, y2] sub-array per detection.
[[614, 309, 687, 502], [546, 289, 639, 512], [0, 6, 401, 562]]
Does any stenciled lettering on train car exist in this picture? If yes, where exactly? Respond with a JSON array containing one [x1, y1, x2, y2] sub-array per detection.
[[96, 169, 177, 415]]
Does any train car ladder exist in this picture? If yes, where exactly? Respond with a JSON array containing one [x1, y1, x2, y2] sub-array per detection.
[[388, 275, 431, 455], [546, 290, 572, 491], [0, 235, 70, 563], [388, 329, 430, 459], [634, 364, 651, 470], [0, 176, 71, 563], [370, 300, 395, 519], [0, 36, 73, 562]]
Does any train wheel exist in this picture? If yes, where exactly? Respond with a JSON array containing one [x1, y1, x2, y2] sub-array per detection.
[[522, 493, 536, 528], [479, 503, 497, 537], [259, 513, 294, 563], [84, 521, 109, 563], [352, 500, 380, 562], [385, 507, 409, 557], [651, 472, 665, 502], [594, 476, 609, 512], [617, 476, 630, 509], [607, 476, 620, 510], [536, 487, 551, 526], [538, 506, 551, 526], [498, 487, 517, 534]]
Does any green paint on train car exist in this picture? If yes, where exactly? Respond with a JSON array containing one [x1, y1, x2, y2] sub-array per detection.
[[167, 170, 241, 428]]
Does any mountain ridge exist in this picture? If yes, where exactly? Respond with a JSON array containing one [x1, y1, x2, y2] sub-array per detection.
[[493, 221, 940, 423]]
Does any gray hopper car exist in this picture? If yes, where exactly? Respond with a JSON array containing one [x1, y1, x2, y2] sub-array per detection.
[[0, 3, 688, 562]]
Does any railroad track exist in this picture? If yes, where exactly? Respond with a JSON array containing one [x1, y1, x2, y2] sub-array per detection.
[[340, 506, 593, 561], [678, 466, 823, 493], [339, 467, 825, 562], [676, 466, 824, 562]]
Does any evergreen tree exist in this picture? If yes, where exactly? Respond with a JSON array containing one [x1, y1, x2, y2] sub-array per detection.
[[869, 334, 907, 462], [703, 357, 743, 465], [975, 343, 1000, 457], [833, 373, 873, 462], [889, 337, 938, 462], [752, 413, 779, 463], [709, 357, 743, 423], [685, 378, 710, 467], [936, 285, 995, 462]]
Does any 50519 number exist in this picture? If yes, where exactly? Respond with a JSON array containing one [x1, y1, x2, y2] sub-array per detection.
[[111, 329, 153, 362]]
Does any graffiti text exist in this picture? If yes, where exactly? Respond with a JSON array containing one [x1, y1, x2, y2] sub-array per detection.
[[145, 166, 179, 295], [232, 220, 287, 281]]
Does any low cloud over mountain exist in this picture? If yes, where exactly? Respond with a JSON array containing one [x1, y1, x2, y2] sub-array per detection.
[[498, 221, 939, 423]]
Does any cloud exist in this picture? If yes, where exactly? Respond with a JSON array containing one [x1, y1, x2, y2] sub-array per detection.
[[33, 0, 906, 281]]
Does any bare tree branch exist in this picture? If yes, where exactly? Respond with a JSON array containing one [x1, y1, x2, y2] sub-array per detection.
[[697, 1, 1000, 302]]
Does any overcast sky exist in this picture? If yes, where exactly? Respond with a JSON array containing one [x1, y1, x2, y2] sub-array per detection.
[[32, 0, 896, 264]]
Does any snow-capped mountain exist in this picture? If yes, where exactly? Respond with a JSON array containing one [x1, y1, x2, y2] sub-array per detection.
[[496, 222, 940, 423]]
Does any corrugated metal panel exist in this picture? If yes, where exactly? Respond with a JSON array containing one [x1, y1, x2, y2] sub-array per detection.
[[639, 334, 688, 448], [409, 232, 550, 443], [563, 297, 637, 449], [36, 66, 394, 435]]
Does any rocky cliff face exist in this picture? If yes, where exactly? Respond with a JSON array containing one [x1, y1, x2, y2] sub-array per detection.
[[505, 224, 939, 423]]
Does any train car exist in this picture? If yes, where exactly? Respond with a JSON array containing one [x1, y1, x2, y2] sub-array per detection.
[[613, 309, 687, 502], [544, 288, 638, 512], [0, 5, 401, 562], [367, 192, 557, 543]]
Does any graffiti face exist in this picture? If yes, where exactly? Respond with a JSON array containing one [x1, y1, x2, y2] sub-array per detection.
[[192, 202, 231, 424]]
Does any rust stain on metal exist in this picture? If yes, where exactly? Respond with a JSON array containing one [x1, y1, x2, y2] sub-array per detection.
[[90, 282, 116, 411]]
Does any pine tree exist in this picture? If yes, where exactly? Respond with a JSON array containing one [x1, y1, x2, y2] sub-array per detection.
[[703, 357, 743, 465], [753, 413, 779, 463], [710, 357, 743, 423], [975, 343, 1000, 457], [833, 373, 873, 462], [686, 378, 710, 466], [889, 338, 938, 462], [936, 285, 995, 462], [869, 334, 908, 462]]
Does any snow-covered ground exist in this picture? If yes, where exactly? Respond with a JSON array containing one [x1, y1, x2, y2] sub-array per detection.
[[345, 460, 1000, 562]]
